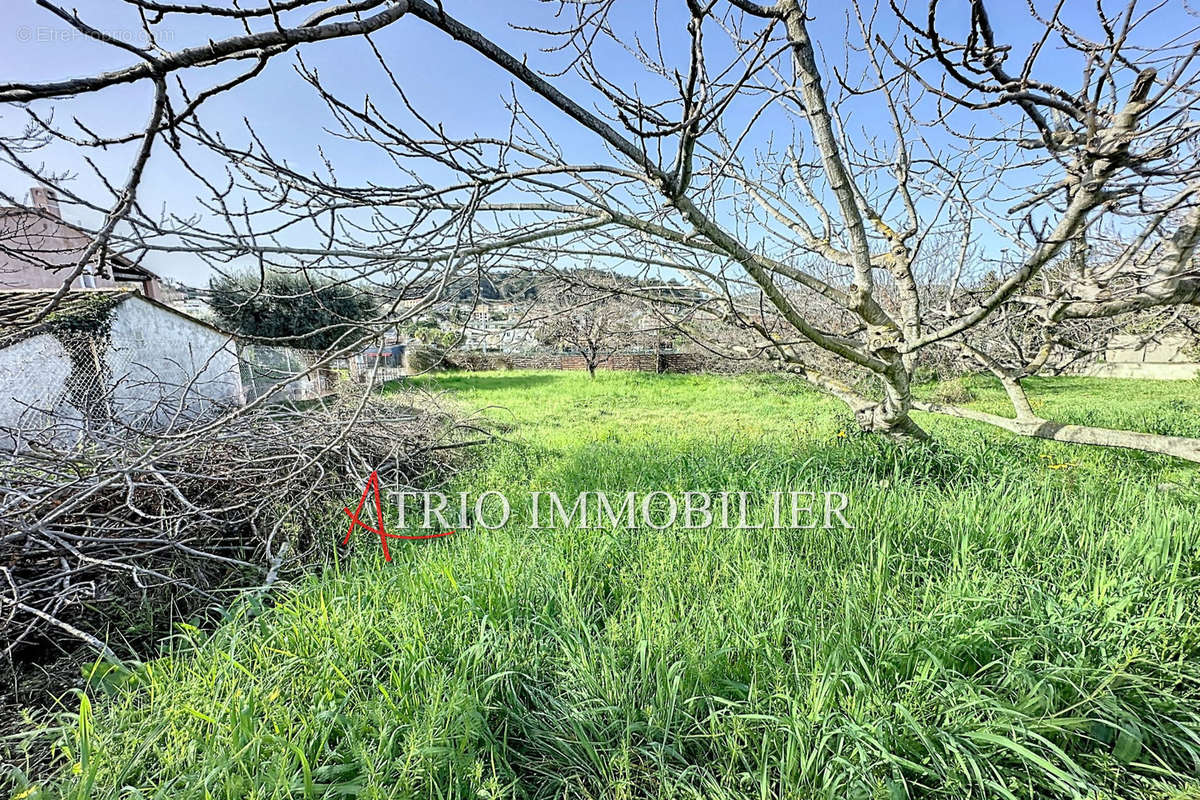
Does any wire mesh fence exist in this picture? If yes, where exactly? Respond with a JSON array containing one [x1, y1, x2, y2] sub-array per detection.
[[1, 330, 245, 449], [0, 332, 361, 452], [239, 344, 335, 404]]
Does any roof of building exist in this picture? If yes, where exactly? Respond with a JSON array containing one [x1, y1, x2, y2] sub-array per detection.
[[0, 204, 159, 283], [0, 288, 228, 350], [0, 288, 134, 349]]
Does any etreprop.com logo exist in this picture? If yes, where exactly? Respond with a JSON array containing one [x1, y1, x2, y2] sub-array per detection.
[[342, 471, 854, 562]]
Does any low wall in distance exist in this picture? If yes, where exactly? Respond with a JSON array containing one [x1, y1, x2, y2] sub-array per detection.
[[1083, 333, 1200, 380], [439, 351, 759, 375]]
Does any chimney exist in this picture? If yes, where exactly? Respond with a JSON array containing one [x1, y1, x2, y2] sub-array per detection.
[[29, 186, 61, 218]]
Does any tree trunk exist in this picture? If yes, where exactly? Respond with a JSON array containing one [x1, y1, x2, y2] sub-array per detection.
[[849, 367, 931, 442], [913, 400, 1200, 463], [823, 370, 931, 443], [856, 406, 930, 442], [852, 399, 931, 442]]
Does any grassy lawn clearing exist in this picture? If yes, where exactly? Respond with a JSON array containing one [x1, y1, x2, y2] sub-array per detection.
[[15, 372, 1200, 799]]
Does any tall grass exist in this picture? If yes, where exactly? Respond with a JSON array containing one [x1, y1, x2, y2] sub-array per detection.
[[13, 372, 1200, 799]]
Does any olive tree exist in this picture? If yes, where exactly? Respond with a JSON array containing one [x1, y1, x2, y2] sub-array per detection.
[[208, 269, 378, 350]]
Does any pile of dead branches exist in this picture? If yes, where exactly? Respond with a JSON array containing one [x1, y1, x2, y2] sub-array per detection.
[[0, 389, 479, 664]]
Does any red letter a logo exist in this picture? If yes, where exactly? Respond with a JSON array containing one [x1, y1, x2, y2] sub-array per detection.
[[341, 471, 400, 561]]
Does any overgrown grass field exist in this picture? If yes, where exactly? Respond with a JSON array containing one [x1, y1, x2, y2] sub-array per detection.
[[13, 372, 1200, 799]]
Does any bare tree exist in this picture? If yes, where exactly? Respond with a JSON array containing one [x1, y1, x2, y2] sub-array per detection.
[[536, 287, 652, 378], [3, 0, 1200, 465], [316, 0, 1196, 460]]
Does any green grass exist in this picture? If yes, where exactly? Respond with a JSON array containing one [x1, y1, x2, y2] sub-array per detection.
[[12, 371, 1200, 799]]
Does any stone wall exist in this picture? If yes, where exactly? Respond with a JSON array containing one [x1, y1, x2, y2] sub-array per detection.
[[1085, 333, 1200, 380], [561, 353, 662, 372], [439, 337, 1200, 381], [509, 353, 566, 370]]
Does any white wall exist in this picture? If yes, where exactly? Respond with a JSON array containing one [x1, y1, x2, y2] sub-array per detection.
[[0, 332, 83, 448], [0, 297, 243, 448], [1087, 333, 1200, 380], [106, 296, 243, 427]]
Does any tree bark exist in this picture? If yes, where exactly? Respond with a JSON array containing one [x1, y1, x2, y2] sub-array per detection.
[[912, 401, 1200, 462], [851, 388, 931, 442]]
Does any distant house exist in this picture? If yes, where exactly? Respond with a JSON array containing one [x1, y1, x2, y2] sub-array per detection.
[[359, 342, 406, 369], [0, 289, 242, 448], [0, 187, 163, 298]]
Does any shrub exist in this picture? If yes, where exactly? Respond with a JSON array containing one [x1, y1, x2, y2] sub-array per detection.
[[931, 376, 976, 404], [404, 343, 449, 373], [912, 365, 940, 385]]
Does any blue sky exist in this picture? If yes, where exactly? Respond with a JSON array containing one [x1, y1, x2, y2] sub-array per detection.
[[2, 1, 1195, 287]]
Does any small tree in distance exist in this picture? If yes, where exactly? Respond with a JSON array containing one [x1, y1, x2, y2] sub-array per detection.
[[536, 292, 651, 378], [209, 271, 378, 351]]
